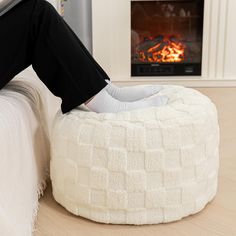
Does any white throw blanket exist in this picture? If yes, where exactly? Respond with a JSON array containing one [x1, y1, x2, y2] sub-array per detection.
[[0, 79, 50, 236]]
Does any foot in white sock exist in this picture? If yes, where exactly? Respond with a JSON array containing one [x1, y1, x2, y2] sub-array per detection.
[[104, 79, 163, 102], [85, 86, 168, 113]]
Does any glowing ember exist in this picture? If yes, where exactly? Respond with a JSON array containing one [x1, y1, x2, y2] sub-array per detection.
[[136, 36, 185, 63]]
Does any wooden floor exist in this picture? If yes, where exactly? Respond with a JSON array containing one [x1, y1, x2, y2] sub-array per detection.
[[34, 87, 236, 236]]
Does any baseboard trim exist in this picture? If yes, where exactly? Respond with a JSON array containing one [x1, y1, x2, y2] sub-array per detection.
[[111, 79, 236, 87]]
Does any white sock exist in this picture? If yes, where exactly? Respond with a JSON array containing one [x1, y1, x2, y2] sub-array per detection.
[[85, 86, 168, 113], [104, 79, 163, 102]]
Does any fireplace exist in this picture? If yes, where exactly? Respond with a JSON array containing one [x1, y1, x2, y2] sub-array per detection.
[[131, 0, 204, 76], [92, 0, 236, 86]]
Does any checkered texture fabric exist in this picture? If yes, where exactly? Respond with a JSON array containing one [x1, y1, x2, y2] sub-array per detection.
[[50, 85, 220, 224]]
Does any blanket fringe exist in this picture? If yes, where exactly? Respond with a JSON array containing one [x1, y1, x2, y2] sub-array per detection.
[[31, 163, 50, 234]]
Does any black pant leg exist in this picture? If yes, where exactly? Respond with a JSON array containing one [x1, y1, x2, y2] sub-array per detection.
[[0, 0, 111, 114], [31, 0, 111, 113], [0, 0, 35, 89]]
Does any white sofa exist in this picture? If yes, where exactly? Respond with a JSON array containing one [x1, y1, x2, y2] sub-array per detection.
[[0, 66, 60, 236], [0, 2, 67, 235]]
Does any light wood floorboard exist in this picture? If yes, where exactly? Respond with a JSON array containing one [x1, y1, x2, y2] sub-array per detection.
[[34, 88, 236, 236]]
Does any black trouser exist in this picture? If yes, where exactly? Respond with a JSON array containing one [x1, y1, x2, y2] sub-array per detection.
[[0, 0, 110, 113]]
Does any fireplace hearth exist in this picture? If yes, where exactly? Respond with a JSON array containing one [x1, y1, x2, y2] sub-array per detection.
[[131, 0, 204, 76]]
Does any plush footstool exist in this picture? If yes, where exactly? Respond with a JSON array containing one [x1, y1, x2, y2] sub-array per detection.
[[50, 85, 220, 225]]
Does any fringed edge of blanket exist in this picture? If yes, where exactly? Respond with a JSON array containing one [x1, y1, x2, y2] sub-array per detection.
[[31, 161, 50, 234]]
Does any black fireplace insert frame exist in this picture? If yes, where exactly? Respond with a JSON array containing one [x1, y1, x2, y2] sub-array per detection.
[[131, 0, 205, 77]]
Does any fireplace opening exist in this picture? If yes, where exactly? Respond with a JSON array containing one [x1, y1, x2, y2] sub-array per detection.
[[131, 0, 204, 76]]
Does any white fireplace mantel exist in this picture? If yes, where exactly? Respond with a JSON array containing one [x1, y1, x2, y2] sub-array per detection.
[[92, 0, 236, 87]]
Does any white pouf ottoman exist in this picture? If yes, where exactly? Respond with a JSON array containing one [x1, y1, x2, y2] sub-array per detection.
[[50, 85, 220, 225]]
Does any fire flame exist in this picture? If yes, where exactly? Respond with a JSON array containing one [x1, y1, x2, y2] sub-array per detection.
[[137, 37, 185, 63]]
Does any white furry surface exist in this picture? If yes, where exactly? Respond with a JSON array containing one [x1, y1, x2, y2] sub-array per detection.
[[0, 78, 50, 235], [50, 85, 220, 225]]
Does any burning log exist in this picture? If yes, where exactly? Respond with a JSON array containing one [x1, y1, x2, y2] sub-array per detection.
[[135, 35, 186, 63], [137, 35, 164, 51]]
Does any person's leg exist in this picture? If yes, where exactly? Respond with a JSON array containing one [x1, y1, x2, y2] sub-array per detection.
[[0, 0, 110, 113], [32, 0, 115, 113], [0, 0, 168, 114], [28, 0, 167, 110], [0, 0, 34, 90]]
